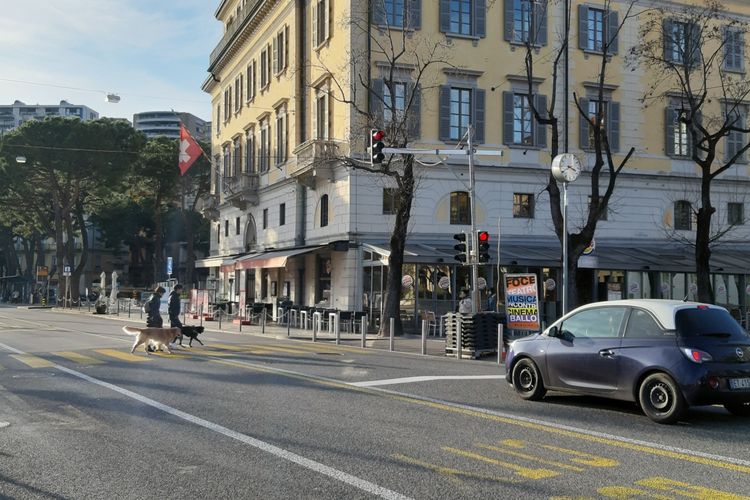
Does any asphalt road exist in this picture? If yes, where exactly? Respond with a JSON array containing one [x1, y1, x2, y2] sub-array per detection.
[[1, 306, 749, 499]]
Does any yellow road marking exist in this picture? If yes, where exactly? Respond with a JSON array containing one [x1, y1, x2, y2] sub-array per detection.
[[635, 477, 750, 500], [53, 351, 104, 365], [502, 439, 618, 468], [476, 443, 585, 472], [391, 453, 519, 485], [150, 351, 190, 359], [597, 487, 672, 500], [93, 349, 151, 362], [10, 354, 54, 368], [195, 349, 233, 357], [442, 447, 559, 479], [210, 343, 302, 355]]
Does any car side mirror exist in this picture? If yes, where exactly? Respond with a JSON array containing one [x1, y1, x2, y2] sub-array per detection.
[[548, 325, 559, 338]]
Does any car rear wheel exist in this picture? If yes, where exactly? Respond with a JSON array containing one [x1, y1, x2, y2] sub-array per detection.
[[723, 402, 750, 417], [511, 358, 546, 401], [638, 373, 686, 424]]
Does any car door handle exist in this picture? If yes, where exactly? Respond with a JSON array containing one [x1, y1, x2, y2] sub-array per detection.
[[599, 349, 615, 358]]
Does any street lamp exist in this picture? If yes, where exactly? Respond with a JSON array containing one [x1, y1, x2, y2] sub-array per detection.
[[551, 153, 582, 315]]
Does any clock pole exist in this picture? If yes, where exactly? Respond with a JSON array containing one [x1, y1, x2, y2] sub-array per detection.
[[562, 181, 569, 315], [551, 154, 581, 316]]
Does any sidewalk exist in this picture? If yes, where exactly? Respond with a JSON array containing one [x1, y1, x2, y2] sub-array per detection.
[[45, 303, 504, 364]]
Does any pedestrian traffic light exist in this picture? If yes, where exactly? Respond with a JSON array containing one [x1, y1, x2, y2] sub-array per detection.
[[453, 232, 468, 263], [477, 230, 491, 263], [369, 129, 386, 164]]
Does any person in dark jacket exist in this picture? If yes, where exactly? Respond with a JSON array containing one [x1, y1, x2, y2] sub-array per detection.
[[146, 286, 166, 328], [168, 284, 184, 329]]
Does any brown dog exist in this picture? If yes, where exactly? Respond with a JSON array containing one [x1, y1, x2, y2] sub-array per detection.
[[122, 325, 181, 354]]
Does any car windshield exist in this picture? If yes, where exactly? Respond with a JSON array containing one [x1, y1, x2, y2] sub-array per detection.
[[675, 308, 749, 340]]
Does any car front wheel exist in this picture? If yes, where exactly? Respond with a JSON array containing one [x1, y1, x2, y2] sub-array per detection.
[[638, 373, 686, 424], [511, 358, 546, 401], [723, 402, 750, 417]]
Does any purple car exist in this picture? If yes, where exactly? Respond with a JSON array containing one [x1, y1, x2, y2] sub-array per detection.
[[505, 299, 750, 424]]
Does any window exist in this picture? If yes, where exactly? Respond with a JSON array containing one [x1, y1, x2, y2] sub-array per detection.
[[223, 88, 232, 123], [217, 223, 221, 243], [439, 85, 486, 143], [314, 84, 330, 139], [262, 208, 268, 229], [502, 91, 546, 147], [320, 194, 329, 227], [222, 144, 231, 178], [664, 19, 698, 66], [373, 0, 422, 29], [216, 104, 221, 134], [259, 117, 271, 172], [450, 87, 471, 140], [279, 203, 286, 226], [666, 107, 690, 157], [674, 200, 692, 230], [225, 220, 229, 237], [450, 0, 471, 35], [236, 217, 241, 235], [624, 309, 664, 338], [232, 136, 242, 176], [440, 0, 485, 38], [513, 193, 534, 218], [260, 45, 271, 89], [234, 74, 243, 112], [579, 98, 620, 152], [382, 188, 401, 214], [275, 106, 287, 165], [724, 28, 744, 72], [560, 307, 626, 339], [373, 79, 420, 137], [386, 0, 405, 27], [728, 202, 744, 226], [246, 60, 256, 101], [578, 5, 618, 54], [312, 0, 330, 47], [450, 191, 471, 225], [725, 105, 747, 163], [504, 0, 547, 45], [273, 26, 289, 75], [588, 196, 608, 221], [245, 127, 255, 173], [384, 81, 406, 125]]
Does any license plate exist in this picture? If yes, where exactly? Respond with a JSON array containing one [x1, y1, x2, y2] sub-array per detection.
[[729, 378, 750, 390]]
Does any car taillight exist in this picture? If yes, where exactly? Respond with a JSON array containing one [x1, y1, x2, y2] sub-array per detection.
[[681, 347, 713, 364]]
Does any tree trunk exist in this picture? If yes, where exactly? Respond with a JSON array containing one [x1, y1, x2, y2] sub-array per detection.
[[153, 193, 164, 284], [695, 198, 714, 303], [182, 208, 195, 287]]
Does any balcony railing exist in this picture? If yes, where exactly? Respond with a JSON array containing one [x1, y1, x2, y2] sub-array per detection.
[[222, 173, 259, 208], [209, 0, 266, 70], [289, 139, 340, 178]]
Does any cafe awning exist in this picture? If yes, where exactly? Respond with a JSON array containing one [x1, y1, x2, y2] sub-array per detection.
[[195, 255, 242, 271], [235, 246, 324, 270]]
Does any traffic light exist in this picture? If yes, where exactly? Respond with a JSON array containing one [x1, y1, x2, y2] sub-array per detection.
[[477, 230, 491, 263], [369, 129, 386, 164], [453, 232, 468, 263]]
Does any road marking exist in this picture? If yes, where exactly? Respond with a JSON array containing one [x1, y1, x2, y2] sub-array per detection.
[[10, 354, 54, 368], [93, 349, 151, 362], [443, 447, 560, 479], [475, 442, 585, 472], [53, 351, 105, 365], [391, 453, 519, 485], [634, 477, 749, 499], [350, 375, 505, 387]]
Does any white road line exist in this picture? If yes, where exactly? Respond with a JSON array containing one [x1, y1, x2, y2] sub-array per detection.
[[350, 375, 505, 387], [0, 341, 412, 500]]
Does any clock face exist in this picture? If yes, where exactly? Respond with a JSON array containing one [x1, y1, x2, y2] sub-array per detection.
[[551, 154, 581, 183]]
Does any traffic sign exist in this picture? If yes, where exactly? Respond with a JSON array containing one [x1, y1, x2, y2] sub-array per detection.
[[167, 257, 173, 275], [63, 266, 71, 277]]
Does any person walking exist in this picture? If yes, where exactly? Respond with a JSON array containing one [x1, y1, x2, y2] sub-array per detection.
[[146, 286, 166, 328], [487, 288, 497, 312], [168, 284, 184, 329], [458, 290, 473, 314]]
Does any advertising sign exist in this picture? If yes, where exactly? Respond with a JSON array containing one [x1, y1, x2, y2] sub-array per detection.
[[504, 273, 541, 332], [167, 256, 173, 276]]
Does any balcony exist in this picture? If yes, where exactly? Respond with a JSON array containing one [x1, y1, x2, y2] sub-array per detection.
[[209, 0, 273, 71], [223, 173, 259, 209], [290, 139, 340, 186], [196, 194, 220, 221]]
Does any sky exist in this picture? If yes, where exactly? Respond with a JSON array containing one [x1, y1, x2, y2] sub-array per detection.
[[0, 0, 223, 122]]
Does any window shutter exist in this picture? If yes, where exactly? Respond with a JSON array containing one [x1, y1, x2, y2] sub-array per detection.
[[439, 85, 451, 141], [578, 5, 589, 50], [665, 107, 675, 157], [370, 78, 384, 123], [273, 36, 278, 74], [284, 26, 289, 70], [372, 0, 385, 25], [579, 97, 590, 150], [534, 1, 547, 46], [285, 113, 289, 161], [502, 91, 514, 145], [688, 22, 700, 68], [534, 94, 547, 148], [503, 0, 513, 41], [407, 83, 421, 138], [663, 19, 673, 62], [439, 0, 451, 33], [325, 94, 331, 139], [473, 88, 485, 144], [408, 0, 421, 30], [608, 101, 620, 152], [607, 10, 619, 54], [326, 0, 331, 42], [312, 0, 318, 46], [475, 0, 486, 38], [312, 93, 318, 140]]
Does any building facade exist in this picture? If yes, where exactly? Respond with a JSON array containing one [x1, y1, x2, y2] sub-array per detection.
[[200, 0, 750, 328], [132, 111, 211, 141], [0, 100, 99, 136]]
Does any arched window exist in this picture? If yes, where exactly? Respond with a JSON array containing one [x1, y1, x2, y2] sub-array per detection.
[[244, 216, 258, 251], [320, 194, 329, 227], [450, 191, 470, 225]]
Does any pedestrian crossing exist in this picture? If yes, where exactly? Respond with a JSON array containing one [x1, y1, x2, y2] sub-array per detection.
[[0, 340, 358, 369]]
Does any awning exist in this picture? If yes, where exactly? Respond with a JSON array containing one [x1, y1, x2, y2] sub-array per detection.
[[236, 246, 324, 270], [195, 255, 240, 270]]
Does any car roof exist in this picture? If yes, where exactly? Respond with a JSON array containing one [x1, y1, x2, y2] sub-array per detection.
[[567, 299, 726, 330]]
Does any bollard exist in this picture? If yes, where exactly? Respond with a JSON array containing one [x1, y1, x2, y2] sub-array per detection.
[[287, 311, 291, 337], [457, 315, 462, 360], [360, 317, 366, 348], [140, 303, 143, 320], [128, 301, 131, 318], [117, 300, 120, 315], [312, 318, 317, 343], [497, 324, 505, 365], [421, 319, 427, 355], [199, 304, 203, 327], [389, 317, 395, 352], [261, 311, 266, 334], [219, 310, 222, 330], [239, 309, 243, 332], [335, 312, 340, 345]]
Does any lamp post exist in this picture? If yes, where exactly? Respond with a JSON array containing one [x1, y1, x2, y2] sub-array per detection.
[[551, 154, 581, 315]]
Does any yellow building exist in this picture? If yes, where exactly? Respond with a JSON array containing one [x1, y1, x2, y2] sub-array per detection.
[[201, 0, 750, 327]]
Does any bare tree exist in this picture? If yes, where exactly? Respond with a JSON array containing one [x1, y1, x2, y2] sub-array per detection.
[[521, 0, 636, 308], [629, 0, 750, 303]]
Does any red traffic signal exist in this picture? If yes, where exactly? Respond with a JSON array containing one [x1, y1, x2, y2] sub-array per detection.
[[372, 129, 385, 142], [478, 231, 489, 242], [369, 129, 386, 164], [477, 231, 491, 262]]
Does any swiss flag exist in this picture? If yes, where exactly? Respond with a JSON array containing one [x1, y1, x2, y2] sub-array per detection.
[[179, 124, 204, 175]]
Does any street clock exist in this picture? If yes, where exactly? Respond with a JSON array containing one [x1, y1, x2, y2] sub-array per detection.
[[551, 153, 582, 183]]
